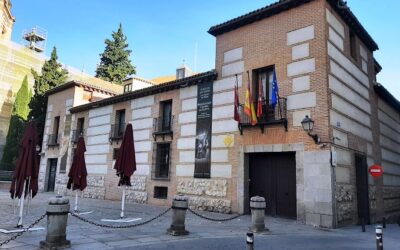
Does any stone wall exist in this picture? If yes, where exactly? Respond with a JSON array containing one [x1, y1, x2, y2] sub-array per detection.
[[54, 174, 106, 200], [335, 184, 356, 223], [125, 176, 147, 204], [177, 178, 231, 213]]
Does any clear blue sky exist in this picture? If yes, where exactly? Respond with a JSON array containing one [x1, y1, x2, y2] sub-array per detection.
[[11, 0, 399, 99]]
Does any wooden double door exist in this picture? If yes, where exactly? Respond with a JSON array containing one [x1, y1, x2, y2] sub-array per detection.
[[249, 152, 297, 219]]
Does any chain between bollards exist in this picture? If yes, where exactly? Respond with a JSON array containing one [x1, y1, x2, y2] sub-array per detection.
[[188, 208, 243, 222], [69, 207, 172, 229], [0, 213, 46, 247]]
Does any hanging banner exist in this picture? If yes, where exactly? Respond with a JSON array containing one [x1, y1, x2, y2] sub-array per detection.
[[194, 82, 213, 178]]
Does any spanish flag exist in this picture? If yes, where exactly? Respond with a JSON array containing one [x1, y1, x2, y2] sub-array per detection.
[[244, 71, 257, 125]]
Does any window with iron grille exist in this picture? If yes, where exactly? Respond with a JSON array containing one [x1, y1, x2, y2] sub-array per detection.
[[110, 109, 126, 140], [154, 186, 168, 199], [113, 148, 120, 160], [154, 143, 170, 179], [48, 116, 60, 146]]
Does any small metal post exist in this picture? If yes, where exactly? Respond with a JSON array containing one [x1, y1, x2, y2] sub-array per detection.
[[40, 196, 71, 249], [375, 225, 383, 250], [167, 195, 189, 236], [246, 231, 254, 250], [361, 217, 366, 232], [382, 217, 386, 229]]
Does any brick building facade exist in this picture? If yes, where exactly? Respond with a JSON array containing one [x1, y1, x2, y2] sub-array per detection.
[[39, 0, 400, 228]]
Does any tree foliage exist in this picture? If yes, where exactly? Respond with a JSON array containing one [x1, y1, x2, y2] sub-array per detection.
[[95, 23, 136, 84], [28, 47, 68, 145], [0, 76, 31, 170]]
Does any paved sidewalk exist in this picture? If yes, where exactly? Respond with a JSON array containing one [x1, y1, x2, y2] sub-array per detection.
[[0, 191, 399, 249]]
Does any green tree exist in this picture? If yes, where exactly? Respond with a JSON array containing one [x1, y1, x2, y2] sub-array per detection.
[[28, 47, 68, 145], [95, 23, 136, 84], [0, 76, 31, 170]]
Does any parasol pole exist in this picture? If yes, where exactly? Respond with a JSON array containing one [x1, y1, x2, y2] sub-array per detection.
[[120, 186, 126, 219], [74, 190, 79, 212], [17, 179, 26, 228], [13, 196, 16, 215], [26, 177, 31, 215], [12, 181, 16, 215]]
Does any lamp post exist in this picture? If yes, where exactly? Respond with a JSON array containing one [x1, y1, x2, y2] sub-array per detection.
[[301, 115, 320, 144]]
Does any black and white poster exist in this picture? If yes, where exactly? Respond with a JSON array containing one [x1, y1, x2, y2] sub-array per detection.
[[194, 82, 213, 178]]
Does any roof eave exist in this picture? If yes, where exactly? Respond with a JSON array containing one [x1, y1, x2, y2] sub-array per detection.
[[374, 83, 400, 111], [70, 70, 217, 114]]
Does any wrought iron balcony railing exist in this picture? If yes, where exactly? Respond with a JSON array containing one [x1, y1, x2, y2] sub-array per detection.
[[109, 123, 125, 141], [152, 115, 174, 140], [238, 97, 288, 134], [71, 129, 85, 143], [47, 134, 61, 147]]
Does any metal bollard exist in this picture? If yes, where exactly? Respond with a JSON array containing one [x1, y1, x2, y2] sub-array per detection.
[[246, 231, 254, 250], [375, 225, 383, 250], [250, 196, 266, 232], [167, 195, 189, 236], [40, 196, 71, 249], [382, 217, 386, 229]]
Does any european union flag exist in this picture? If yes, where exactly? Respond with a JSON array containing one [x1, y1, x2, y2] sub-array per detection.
[[271, 69, 279, 108]]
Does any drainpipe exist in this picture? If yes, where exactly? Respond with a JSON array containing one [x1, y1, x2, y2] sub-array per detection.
[[330, 147, 338, 228]]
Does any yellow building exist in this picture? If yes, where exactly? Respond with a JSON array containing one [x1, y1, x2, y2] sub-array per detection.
[[0, 0, 122, 159]]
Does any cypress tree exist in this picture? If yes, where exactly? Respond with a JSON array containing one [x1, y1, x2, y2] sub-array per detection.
[[28, 47, 68, 145], [0, 76, 31, 170], [95, 23, 136, 84]]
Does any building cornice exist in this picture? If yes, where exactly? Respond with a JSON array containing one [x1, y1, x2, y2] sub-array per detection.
[[70, 70, 217, 114], [208, 0, 378, 51]]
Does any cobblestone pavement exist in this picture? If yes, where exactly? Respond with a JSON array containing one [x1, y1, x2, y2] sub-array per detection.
[[0, 190, 399, 249]]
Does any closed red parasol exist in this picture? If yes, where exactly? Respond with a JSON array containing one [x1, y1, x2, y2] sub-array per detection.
[[114, 123, 136, 186], [67, 136, 87, 191], [113, 123, 136, 218], [10, 121, 39, 227]]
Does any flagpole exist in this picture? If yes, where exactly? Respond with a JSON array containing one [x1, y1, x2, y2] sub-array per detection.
[[120, 187, 126, 219], [17, 179, 26, 228]]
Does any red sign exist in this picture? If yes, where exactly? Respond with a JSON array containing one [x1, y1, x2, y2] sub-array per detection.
[[369, 165, 383, 177]]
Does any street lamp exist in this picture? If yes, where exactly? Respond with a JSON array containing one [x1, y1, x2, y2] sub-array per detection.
[[301, 115, 320, 144]]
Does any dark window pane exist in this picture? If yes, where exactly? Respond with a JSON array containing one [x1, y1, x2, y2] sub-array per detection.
[[155, 143, 170, 178], [161, 100, 172, 131]]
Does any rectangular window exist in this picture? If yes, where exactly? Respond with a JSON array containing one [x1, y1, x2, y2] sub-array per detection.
[[253, 67, 274, 102], [113, 148, 120, 160], [53, 116, 60, 135], [124, 84, 132, 93], [161, 100, 172, 131], [154, 143, 170, 179], [116, 109, 126, 135], [77, 117, 85, 134], [251, 66, 275, 121], [52, 116, 60, 144], [350, 31, 357, 60], [153, 186, 168, 199]]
